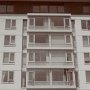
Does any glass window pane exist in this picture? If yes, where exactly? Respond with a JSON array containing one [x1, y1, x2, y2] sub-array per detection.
[[66, 35, 71, 44], [5, 19, 11, 29], [0, 5, 6, 13], [7, 5, 14, 12], [67, 52, 72, 61], [29, 34, 34, 43], [83, 6, 90, 14], [23, 19, 27, 30], [11, 36, 15, 44], [29, 52, 34, 61], [9, 71, 13, 82], [86, 71, 90, 82], [2, 71, 8, 82], [40, 6, 48, 13], [12, 20, 16, 27], [4, 36, 10, 45], [81, 20, 87, 29], [65, 18, 70, 28], [35, 71, 47, 81], [3, 53, 9, 63], [49, 6, 57, 13], [52, 70, 63, 81], [83, 36, 88, 46], [35, 52, 40, 62], [88, 20, 90, 29], [33, 6, 39, 13], [58, 6, 64, 13], [10, 53, 14, 62]]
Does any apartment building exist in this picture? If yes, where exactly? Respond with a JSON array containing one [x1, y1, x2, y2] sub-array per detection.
[[0, 0, 90, 90]]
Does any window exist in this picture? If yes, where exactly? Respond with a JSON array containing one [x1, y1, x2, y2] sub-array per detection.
[[65, 35, 71, 44], [40, 6, 48, 13], [29, 52, 34, 62], [86, 71, 90, 82], [65, 18, 70, 28], [7, 5, 14, 13], [66, 52, 72, 62], [49, 6, 57, 13], [2, 71, 14, 83], [83, 6, 90, 14], [35, 51, 46, 62], [52, 70, 63, 81], [29, 18, 34, 28], [33, 6, 39, 13], [4, 35, 15, 46], [0, 5, 14, 13], [84, 53, 90, 64], [22, 53, 26, 66], [5, 19, 16, 29], [83, 36, 90, 47], [81, 20, 90, 30], [23, 19, 27, 30], [35, 71, 47, 81], [29, 34, 34, 43], [0, 5, 6, 13], [3, 52, 15, 64], [23, 36, 27, 50], [58, 6, 64, 13]]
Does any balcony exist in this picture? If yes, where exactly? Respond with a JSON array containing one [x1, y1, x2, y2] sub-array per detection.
[[27, 15, 72, 32], [26, 51, 74, 68], [26, 69, 76, 89], [27, 33, 73, 50]]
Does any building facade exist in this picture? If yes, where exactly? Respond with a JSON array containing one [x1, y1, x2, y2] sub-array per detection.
[[0, 0, 90, 90]]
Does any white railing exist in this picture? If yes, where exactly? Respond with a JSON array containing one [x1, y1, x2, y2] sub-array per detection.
[[28, 43, 72, 47], [28, 61, 73, 66], [52, 81, 74, 86], [29, 26, 71, 30], [28, 81, 50, 86], [28, 61, 49, 65], [28, 43, 49, 47], [28, 81, 74, 86]]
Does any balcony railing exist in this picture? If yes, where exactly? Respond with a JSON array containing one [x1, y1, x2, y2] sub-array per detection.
[[28, 81, 50, 86], [52, 81, 74, 86], [28, 61, 73, 66], [29, 26, 71, 31], [28, 43, 72, 48], [28, 81, 74, 86]]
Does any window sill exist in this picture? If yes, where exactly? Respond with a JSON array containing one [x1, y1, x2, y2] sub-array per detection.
[[5, 28, 16, 30], [3, 63, 15, 65], [1, 82, 14, 84], [4, 45, 16, 47]]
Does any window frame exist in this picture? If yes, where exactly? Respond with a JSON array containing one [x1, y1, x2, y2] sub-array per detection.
[[5, 19, 16, 30], [4, 35, 15, 46], [84, 53, 90, 64], [2, 71, 14, 83], [3, 52, 15, 64]]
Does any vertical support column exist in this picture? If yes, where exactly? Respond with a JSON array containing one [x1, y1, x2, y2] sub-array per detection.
[[48, 17, 51, 29], [73, 71, 76, 86], [26, 52, 29, 67], [49, 33, 51, 47], [33, 33, 35, 45], [49, 51, 52, 65], [26, 72, 28, 87], [50, 69, 52, 86]]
